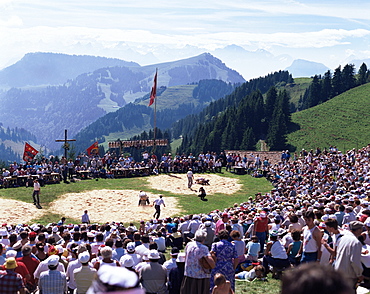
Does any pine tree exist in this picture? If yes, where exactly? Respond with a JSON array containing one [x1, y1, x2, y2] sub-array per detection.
[[332, 66, 342, 96], [240, 127, 256, 150], [358, 63, 369, 85], [342, 64, 356, 92], [266, 108, 287, 150], [265, 87, 278, 124], [321, 70, 332, 102]]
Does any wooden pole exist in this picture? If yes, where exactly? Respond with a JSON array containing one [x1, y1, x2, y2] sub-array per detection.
[[153, 68, 158, 154]]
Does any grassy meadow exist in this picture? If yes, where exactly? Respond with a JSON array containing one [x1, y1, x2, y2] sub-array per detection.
[[287, 83, 370, 152], [282, 77, 312, 107]]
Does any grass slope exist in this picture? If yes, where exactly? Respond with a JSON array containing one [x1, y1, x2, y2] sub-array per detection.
[[263, 78, 311, 110], [287, 83, 370, 151], [136, 84, 197, 110], [283, 77, 312, 107]]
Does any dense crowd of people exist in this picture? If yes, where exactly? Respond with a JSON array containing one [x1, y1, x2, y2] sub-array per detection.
[[1, 149, 273, 188], [2, 144, 370, 293]]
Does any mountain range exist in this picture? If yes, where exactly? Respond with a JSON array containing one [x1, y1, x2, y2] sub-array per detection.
[[0, 52, 245, 151]]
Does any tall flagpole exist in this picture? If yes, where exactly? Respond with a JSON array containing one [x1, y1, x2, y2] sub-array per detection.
[[154, 69, 157, 151]]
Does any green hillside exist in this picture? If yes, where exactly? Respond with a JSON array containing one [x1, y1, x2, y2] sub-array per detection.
[[287, 83, 370, 152], [283, 77, 312, 106], [136, 84, 197, 109]]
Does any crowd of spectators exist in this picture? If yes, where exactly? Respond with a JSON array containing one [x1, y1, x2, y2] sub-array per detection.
[[1, 148, 279, 188], [2, 144, 370, 293]]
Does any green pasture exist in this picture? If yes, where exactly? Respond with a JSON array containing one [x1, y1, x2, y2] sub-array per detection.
[[287, 83, 370, 152]]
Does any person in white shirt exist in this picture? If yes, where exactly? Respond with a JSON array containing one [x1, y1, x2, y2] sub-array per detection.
[[32, 179, 41, 207], [153, 232, 166, 253], [187, 168, 194, 188], [163, 247, 179, 278], [153, 195, 166, 219]]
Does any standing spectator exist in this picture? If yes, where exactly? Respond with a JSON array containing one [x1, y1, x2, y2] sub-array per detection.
[[16, 245, 39, 293], [203, 221, 215, 250], [168, 253, 185, 294], [163, 247, 179, 277], [180, 230, 214, 294], [81, 210, 90, 224], [187, 215, 202, 240], [38, 255, 67, 294], [74, 252, 96, 294], [210, 230, 238, 293], [215, 213, 230, 236], [253, 212, 269, 255], [66, 247, 87, 293], [335, 205, 346, 227], [153, 195, 166, 219], [34, 249, 65, 284], [153, 231, 166, 253], [187, 168, 194, 188], [67, 159, 74, 179], [139, 250, 167, 294], [334, 221, 364, 293], [120, 242, 141, 267], [298, 211, 322, 263], [32, 179, 41, 208], [0, 257, 26, 294], [112, 239, 125, 261]]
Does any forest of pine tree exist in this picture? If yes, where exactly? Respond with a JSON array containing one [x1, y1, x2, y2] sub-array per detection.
[[177, 63, 370, 154], [177, 87, 291, 154], [0, 123, 36, 164], [174, 71, 293, 153], [298, 63, 370, 111]]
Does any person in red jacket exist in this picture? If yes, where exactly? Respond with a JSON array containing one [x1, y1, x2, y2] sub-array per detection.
[[253, 212, 269, 255], [16, 245, 39, 293]]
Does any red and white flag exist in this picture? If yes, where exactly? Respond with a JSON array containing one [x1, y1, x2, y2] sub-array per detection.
[[23, 142, 38, 162], [87, 141, 99, 156], [148, 69, 157, 106]]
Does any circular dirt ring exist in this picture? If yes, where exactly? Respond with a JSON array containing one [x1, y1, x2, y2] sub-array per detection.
[[50, 189, 182, 223]]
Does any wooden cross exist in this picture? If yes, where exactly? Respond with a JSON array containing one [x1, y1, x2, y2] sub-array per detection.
[[55, 129, 76, 159]]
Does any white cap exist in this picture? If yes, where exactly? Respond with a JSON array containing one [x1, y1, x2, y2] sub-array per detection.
[[78, 251, 90, 263], [148, 249, 160, 260], [98, 266, 139, 289], [47, 255, 59, 267], [6, 250, 17, 258], [176, 252, 186, 263], [126, 242, 136, 252], [120, 255, 134, 267]]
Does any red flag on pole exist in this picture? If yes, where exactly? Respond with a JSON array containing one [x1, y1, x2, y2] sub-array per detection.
[[148, 70, 157, 106], [23, 142, 38, 162], [87, 141, 99, 156]]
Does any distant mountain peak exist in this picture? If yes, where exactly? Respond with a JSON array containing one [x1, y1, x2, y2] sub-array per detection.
[[0, 52, 140, 88], [286, 59, 330, 78]]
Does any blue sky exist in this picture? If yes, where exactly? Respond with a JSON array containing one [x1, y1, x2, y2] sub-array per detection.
[[1, 0, 370, 78]]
